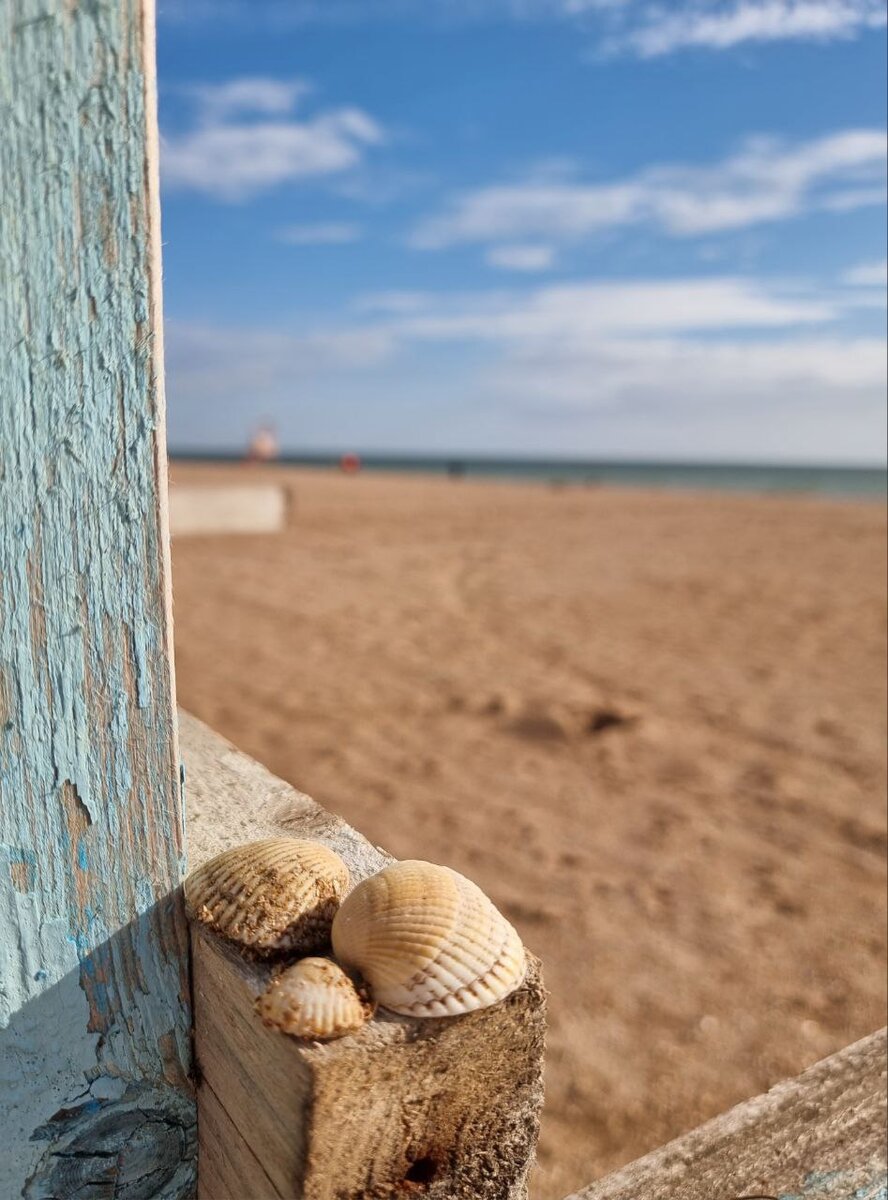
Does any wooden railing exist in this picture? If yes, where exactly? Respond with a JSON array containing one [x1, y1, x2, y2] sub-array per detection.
[[569, 1028, 886, 1200]]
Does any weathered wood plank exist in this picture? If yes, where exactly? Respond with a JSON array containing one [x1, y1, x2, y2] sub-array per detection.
[[0, 2, 194, 1195], [169, 484, 289, 537], [193, 1073, 279, 1200], [181, 710, 547, 1199], [567, 1028, 887, 1200]]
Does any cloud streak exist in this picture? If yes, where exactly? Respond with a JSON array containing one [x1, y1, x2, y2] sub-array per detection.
[[607, 1, 888, 58], [490, 334, 886, 410], [181, 77, 311, 119], [162, 77, 385, 199], [843, 258, 888, 286], [387, 277, 836, 340], [411, 129, 887, 254], [485, 243, 557, 271]]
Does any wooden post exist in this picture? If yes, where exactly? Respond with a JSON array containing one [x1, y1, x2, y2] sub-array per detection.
[[567, 1028, 887, 1200], [0, 2, 194, 1197], [180, 712, 547, 1200]]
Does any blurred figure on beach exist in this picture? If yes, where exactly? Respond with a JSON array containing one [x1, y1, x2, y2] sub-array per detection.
[[245, 423, 278, 464]]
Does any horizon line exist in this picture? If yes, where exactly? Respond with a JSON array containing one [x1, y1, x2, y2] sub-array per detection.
[[169, 448, 888, 472]]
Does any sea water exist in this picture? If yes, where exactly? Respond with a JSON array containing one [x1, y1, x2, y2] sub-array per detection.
[[174, 452, 887, 498]]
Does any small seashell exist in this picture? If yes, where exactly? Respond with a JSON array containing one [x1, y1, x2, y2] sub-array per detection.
[[331, 860, 526, 1017], [256, 957, 373, 1039], [184, 838, 349, 959]]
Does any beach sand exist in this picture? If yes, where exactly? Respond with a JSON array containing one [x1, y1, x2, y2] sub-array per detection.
[[171, 464, 887, 1199]]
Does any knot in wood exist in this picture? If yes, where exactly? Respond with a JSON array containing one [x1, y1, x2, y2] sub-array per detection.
[[24, 1088, 196, 1200]]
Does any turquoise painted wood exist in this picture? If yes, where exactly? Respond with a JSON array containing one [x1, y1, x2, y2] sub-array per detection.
[[0, 2, 195, 1196]]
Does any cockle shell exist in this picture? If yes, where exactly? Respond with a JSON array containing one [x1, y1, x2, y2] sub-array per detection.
[[184, 838, 349, 959], [331, 860, 526, 1017], [256, 957, 373, 1039]]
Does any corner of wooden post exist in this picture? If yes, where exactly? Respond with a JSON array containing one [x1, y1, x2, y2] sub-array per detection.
[[192, 930, 545, 1200], [180, 713, 546, 1199]]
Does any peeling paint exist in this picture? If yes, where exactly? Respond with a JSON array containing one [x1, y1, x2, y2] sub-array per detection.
[[0, 1, 193, 1195], [8, 848, 37, 894]]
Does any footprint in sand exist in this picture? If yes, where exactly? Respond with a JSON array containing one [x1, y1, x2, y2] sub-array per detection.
[[508, 708, 570, 741], [585, 706, 638, 736]]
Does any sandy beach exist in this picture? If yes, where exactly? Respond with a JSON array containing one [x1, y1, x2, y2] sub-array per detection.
[[170, 464, 887, 1199]]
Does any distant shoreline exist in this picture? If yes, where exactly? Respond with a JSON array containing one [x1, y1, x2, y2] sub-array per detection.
[[170, 450, 888, 498]]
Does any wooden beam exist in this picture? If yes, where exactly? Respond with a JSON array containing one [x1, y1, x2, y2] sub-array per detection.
[[180, 711, 547, 1199], [567, 1028, 887, 1200], [0, 2, 194, 1196]]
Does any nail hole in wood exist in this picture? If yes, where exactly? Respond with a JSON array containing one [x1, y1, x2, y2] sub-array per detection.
[[404, 1156, 438, 1185]]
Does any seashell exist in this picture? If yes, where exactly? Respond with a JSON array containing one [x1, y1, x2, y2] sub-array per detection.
[[256, 957, 373, 1039], [184, 838, 349, 959], [331, 860, 525, 1017]]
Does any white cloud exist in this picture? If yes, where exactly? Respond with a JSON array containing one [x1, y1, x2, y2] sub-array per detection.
[[389, 277, 835, 340], [165, 274, 886, 461], [843, 258, 888, 286], [388, 280, 886, 459], [163, 113, 384, 199], [611, 1, 887, 58], [820, 184, 888, 212], [485, 243, 557, 270], [411, 129, 887, 251], [490, 334, 887, 409], [183, 77, 311, 120], [484, 333, 887, 464], [162, 78, 385, 199], [277, 222, 363, 244]]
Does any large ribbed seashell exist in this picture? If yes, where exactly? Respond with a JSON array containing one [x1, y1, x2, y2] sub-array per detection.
[[256, 957, 373, 1040], [184, 838, 349, 959], [331, 860, 525, 1017]]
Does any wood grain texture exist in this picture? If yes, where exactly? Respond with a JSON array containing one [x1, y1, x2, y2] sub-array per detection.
[[567, 1028, 887, 1200], [181, 711, 547, 1200], [0, 1, 194, 1195]]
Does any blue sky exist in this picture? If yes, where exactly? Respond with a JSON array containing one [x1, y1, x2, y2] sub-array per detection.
[[156, 0, 887, 463]]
